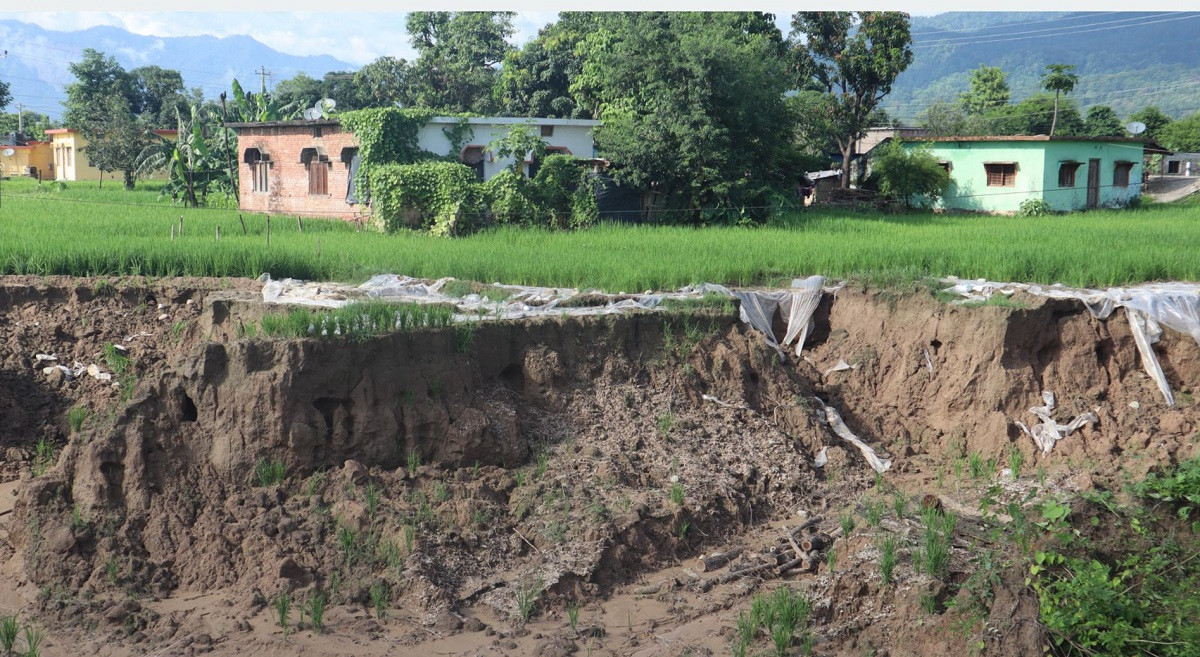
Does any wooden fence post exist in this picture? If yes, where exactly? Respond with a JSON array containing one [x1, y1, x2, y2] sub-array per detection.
[[239, 214, 247, 235]]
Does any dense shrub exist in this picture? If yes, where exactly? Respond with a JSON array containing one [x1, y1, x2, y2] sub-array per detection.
[[872, 140, 952, 209], [369, 162, 484, 236], [530, 155, 597, 229]]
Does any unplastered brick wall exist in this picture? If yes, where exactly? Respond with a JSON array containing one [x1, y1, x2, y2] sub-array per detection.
[[236, 124, 362, 220]]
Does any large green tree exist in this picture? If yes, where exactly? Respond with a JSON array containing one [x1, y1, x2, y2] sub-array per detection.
[[63, 49, 139, 130], [987, 93, 1083, 137], [1128, 106, 1173, 142], [1160, 112, 1200, 152], [404, 12, 515, 114], [959, 65, 1009, 116], [353, 56, 411, 108], [570, 12, 795, 219], [78, 94, 151, 190], [1041, 63, 1078, 137], [129, 65, 187, 127], [1084, 106, 1124, 138], [494, 14, 600, 119], [789, 12, 914, 187]]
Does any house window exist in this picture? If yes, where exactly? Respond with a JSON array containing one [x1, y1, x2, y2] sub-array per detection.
[[1058, 161, 1082, 188], [540, 125, 554, 137], [300, 147, 330, 196], [460, 145, 486, 181], [1113, 161, 1134, 188], [938, 161, 951, 173], [244, 148, 270, 193], [1168, 160, 1181, 174], [984, 162, 1017, 187]]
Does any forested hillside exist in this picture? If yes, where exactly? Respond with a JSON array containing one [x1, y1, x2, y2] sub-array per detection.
[[887, 12, 1200, 120]]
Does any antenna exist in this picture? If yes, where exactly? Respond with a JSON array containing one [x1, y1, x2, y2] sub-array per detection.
[[1126, 121, 1147, 136]]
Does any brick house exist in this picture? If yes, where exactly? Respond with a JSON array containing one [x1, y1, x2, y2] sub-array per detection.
[[226, 116, 601, 220]]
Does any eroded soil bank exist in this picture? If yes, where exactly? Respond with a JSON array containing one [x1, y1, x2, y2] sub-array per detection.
[[1, 276, 1197, 656]]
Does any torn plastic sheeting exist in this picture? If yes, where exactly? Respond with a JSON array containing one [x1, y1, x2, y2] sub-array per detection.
[[1013, 391, 1099, 454], [941, 278, 1200, 406], [813, 397, 891, 473], [731, 276, 836, 360], [823, 359, 857, 376], [813, 446, 829, 468]]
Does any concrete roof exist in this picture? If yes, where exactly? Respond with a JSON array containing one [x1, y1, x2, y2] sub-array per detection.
[[225, 116, 601, 130]]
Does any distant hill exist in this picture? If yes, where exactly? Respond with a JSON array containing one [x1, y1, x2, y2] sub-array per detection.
[[0, 20, 354, 119], [887, 11, 1200, 123]]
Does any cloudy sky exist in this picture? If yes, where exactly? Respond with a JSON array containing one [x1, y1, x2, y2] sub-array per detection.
[[1, 2, 1184, 67]]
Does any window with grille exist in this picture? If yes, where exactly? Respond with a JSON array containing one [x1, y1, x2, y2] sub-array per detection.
[[1113, 161, 1134, 188], [1058, 162, 1081, 188], [984, 162, 1016, 187], [253, 162, 269, 192], [540, 125, 554, 137], [308, 160, 329, 195]]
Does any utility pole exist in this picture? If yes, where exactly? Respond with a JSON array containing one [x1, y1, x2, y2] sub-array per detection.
[[16, 102, 22, 134], [255, 66, 272, 92]]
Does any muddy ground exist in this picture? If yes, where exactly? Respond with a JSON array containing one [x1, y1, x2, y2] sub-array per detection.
[[0, 275, 1197, 656]]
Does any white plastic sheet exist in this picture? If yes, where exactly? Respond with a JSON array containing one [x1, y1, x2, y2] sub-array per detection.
[[813, 397, 892, 473], [731, 276, 841, 360], [1013, 391, 1098, 454], [941, 278, 1200, 406]]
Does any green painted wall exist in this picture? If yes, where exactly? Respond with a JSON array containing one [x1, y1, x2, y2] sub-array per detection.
[[902, 140, 1143, 213]]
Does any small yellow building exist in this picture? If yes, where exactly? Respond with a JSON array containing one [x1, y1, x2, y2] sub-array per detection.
[[0, 140, 53, 179], [44, 128, 177, 183]]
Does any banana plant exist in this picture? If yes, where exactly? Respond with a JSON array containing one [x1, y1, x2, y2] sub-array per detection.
[[135, 104, 238, 207], [229, 78, 301, 122]]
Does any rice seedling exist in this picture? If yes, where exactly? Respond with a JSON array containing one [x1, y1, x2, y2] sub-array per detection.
[[306, 589, 326, 633], [21, 626, 44, 657], [892, 492, 908, 519], [514, 575, 544, 623], [6, 178, 1199, 294], [257, 301, 453, 341], [364, 481, 382, 522], [274, 592, 292, 637], [916, 507, 957, 580], [748, 586, 813, 657], [863, 498, 885, 527], [534, 447, 550, 480], [369, 581, 389, 619], [840, 513, 855, 538], [255, 459, 285, 487], [67, 407, 88, 433], [656, 412, 675, 440], [1009, 446, 1025, 479], [0, 614, 19, 654], [31, 439, 55, 477], [407, 449, 421, 476], [669, 482, 685, 507], [566, 600, 581, 630], [879, 535, 897, 585], [103, 343, 131, 375]]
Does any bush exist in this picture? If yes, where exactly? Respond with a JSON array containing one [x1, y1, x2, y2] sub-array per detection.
[[1134, 456, 1200, 519], [872, 140, 952, 209], [482, 168, 539, 227], [531, 155, 598, 229], [369, 162, 484, 236], [1017, 198, 1053, 217]]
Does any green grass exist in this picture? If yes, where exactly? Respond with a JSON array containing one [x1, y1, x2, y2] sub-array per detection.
[[256, 301, 453, 339], [4, 177, 1200, 290]]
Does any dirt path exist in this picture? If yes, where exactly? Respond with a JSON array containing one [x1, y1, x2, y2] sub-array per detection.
[[1145, 174, 1200, 203]]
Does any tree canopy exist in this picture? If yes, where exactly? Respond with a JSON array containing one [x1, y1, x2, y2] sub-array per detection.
[[1160, 112, 1200, 153], [1041, 63, 1078, 136], [960, 65, 1009, 116], [789, 11, 914, 187], [1084, 106, 1124, 138], [404, 12, 515, 114]]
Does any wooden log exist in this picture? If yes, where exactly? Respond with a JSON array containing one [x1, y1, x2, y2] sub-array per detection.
[[698, 547, 743, 572], [800, 535, 827, 552]]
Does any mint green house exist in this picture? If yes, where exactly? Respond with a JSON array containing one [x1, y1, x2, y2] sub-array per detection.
[[899, 136, 1157, 213]]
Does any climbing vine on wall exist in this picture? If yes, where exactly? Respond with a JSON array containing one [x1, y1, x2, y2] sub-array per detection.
[[441, 118, 475, 159], [339, 107, 435, 202], [369, 162, 485, 236]]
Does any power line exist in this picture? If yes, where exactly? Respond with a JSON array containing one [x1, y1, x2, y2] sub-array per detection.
[[913, 12, 1200, 48], [908, 12, 1114, 36], [914, 12, 1185, 45]]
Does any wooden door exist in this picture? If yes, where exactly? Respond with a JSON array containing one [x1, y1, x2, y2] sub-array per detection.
[[1087, 159, 1100, 209]]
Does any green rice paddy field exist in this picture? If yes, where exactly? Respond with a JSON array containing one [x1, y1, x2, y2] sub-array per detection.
[[2, 177, 1199, 291]]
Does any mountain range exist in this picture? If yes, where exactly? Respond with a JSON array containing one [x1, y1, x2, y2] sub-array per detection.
[[0, 20, 353, 119], [2, 12, 1198, 123], [891, 11, 1200, 121]]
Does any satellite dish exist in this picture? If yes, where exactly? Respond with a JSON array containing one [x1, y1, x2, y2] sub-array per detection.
[[1127, 122, 1147, 136], [0, 148, 14, 157], [302, 108, 321, 121], [319, 98, 336, 111]]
